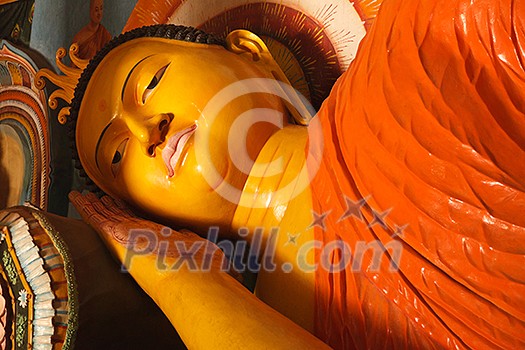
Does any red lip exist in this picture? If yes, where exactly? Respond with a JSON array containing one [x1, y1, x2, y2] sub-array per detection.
[[162, 124, 197, 177]]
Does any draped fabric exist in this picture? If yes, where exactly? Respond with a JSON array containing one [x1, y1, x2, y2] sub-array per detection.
[[71, 24, 111, 61], [0, 0, 34, 46], [310, 0, 525, 348]]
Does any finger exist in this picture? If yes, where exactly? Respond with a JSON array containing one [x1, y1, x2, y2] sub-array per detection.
[[113, 198, 137, 218], [85, 191, 101, 203], [69, 192, 94, 216], [101, 196, 135, 218], [89, 200, 131, 226], [69, 191, 91, 209], [100, 196, 129, 217], [68, 190, 82, 202], [69, 191, 108, 225], [91, 200, 107, 213], [83, 192, 117, 219], [100, 195, 119, 210]]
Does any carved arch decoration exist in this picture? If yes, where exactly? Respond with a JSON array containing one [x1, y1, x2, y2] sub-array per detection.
[[124, 0, 383, 110], [0, 40, 71, 214], [0, 40, 49, 211]]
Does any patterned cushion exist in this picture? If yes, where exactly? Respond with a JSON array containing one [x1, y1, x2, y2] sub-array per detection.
[[0, 206, 186, 350]]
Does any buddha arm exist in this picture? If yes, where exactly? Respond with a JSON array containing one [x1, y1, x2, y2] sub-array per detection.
[[153, 268, 329, 350], [69, 191, 330, 349]]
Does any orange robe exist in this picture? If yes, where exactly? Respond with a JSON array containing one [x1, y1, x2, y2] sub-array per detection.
[[72, 24, 112, 61], [310, 0, 525, 348]]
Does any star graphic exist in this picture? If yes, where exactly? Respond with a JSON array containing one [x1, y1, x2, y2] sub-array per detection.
[[392, 223, 409, 238], [285, 232, 300, 246], [309, 210, 331, 231], [338, 195, 369, 222], [368, 208, 392, 229]]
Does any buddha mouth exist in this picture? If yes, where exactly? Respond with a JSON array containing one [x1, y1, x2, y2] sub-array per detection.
[[162, 124, 197, 177]]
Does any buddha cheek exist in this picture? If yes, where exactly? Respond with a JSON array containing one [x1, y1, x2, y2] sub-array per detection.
[[173, 157, 214, 193], [116, 154, 167, 198], [194, 149, 232, 192]]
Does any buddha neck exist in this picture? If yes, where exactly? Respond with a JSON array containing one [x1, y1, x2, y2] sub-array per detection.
[[231, 124, 313, 245]]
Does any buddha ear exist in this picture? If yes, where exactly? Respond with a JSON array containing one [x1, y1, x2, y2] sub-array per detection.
[[225, 29, 272, 63], [225, 29, 313, 125]]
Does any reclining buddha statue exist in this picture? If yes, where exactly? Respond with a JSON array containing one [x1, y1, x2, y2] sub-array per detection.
[[26, 0, 525, 348]]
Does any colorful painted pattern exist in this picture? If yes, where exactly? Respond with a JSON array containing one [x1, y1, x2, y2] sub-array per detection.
[[0, 207, 78, 350], [0, 40, 50, 210]]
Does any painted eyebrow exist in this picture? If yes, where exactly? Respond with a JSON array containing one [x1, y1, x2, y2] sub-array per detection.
[[121, 54, 154, 101], [95, 122, 113, 170], [96, 55, 155, 170]]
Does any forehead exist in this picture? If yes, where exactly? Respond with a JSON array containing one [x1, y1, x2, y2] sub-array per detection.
[[78, 37, 224, 122], [78, 37, 218, 122]]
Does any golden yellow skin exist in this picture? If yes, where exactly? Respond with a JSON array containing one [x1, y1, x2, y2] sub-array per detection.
[[76, 30, 325, 348], [72, 0, 525, 346], [77, 32, 293, 233], [232, 125, 317, 331]]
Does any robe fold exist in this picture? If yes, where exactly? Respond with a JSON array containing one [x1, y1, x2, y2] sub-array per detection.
[[72, 24, 111, 61], [310, 0, 525, 348]]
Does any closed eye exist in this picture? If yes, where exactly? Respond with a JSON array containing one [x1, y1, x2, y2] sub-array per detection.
[[142, 64, 169, 104], [111, 139, 128, 177]]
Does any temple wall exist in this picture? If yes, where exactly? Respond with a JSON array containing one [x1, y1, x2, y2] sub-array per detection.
[[30, 0, 137, 70], [27, 0, 137, 216]]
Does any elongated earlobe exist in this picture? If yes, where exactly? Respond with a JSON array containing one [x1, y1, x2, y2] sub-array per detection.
[[226, 29, 313, 125]]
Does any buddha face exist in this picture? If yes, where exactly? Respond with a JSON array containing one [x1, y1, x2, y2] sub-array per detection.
[[76, 35, 288, 233], [90, 0, 103, 25]]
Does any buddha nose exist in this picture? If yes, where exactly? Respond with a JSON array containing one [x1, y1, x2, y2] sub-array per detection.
[[127, 114, 172, 157]]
